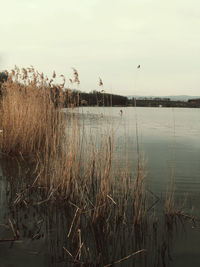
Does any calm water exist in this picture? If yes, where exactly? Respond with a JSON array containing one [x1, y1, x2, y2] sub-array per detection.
[[78, 107, 200, 266], [80, 107, 200, 200], [0, 107, 200, 266]]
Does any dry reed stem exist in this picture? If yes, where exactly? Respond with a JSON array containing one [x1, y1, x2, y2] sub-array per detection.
[[8, 219, 19, 239], [0, 67, 149, 234], [63, 247, 74, 260], [67, 208, 79, 238], [0, 67, 64, 156], [104, 249, 146, 267], [75, 229, 83, 261]]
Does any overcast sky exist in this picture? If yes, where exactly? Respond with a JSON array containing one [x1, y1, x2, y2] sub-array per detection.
[[1, 0, 200, 96]]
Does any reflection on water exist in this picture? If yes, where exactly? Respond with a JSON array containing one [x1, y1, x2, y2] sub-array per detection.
[[0, 159, 195, 267], [1, 107, 200, 266]]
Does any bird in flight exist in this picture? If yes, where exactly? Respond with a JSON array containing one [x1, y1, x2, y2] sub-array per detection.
[[137, 65, 141, 69]]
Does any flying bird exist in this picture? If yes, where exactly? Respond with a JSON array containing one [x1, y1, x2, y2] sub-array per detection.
[[137, 65, 141, 69]]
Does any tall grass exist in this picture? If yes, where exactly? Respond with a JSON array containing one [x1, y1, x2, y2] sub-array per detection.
[[0, 67, 196, 265], [0, 67, 147, 227], [0, 67, 64, 156]]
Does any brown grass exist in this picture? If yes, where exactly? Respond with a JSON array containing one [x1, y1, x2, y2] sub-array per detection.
[[0, 67, 195, 265], [0, 66, 148, 229], [0, 67, 64, 156]]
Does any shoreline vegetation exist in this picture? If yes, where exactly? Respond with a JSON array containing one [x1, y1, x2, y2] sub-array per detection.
[[1, 70, 200, 109], [0, 67, 198, 266]]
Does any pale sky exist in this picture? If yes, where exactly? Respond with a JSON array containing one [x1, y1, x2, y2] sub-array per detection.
[[1, 0, 200, 96]]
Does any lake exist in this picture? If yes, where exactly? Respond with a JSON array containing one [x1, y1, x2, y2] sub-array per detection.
[[0, 107, 200, 266], [73, 106, 200, 266], [80, 107, 200, 195]]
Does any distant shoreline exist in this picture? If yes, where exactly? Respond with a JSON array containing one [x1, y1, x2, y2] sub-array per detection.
[[129, 99, 200, 108], [78, 99, 200, 108]]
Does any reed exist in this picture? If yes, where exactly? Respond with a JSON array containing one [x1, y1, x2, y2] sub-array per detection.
[[0, 67, 149, 230], [0, 67, 65, 156], [0, 67, 195, 265]]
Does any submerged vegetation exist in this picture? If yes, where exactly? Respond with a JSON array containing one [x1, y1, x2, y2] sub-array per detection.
[[0, 67, 198, 266]]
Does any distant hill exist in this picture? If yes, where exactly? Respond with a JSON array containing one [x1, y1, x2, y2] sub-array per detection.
[[127, 95, 200, 102]]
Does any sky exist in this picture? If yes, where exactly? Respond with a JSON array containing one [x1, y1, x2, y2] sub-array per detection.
[[1, 0, 200, 96]]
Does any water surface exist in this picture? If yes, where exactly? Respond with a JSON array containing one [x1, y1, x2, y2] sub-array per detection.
[[1, 107, 200, 266]]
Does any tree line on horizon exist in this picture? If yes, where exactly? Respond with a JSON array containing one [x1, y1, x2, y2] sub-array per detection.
[[1, 71, 200, 108], [0, 71, 128, 107], [63, 89, 128, 107]]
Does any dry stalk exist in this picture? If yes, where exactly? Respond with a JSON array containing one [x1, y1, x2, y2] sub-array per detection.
[[63, 247, 74, 260], [104, 249, 146, 267], [8, 219, 19, 239], [67, 208, 79, 238]]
